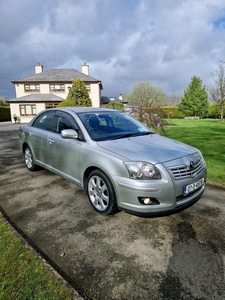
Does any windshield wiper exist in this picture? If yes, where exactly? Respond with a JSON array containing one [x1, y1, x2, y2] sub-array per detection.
[[107, 131, 153, 140]]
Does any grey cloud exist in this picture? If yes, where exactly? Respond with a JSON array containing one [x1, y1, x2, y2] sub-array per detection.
[[1, 0, 225, 99]]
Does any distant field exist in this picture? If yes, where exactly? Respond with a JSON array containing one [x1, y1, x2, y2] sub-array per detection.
[[163, 119, 225, 185]]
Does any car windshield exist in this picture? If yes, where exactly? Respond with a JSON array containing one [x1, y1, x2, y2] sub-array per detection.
[[78, 111, 154, 141]]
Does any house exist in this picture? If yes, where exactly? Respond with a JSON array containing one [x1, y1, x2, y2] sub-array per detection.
[[8, 63, 103, 123]]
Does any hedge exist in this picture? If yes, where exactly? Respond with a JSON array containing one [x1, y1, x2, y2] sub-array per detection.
[[0, 106, 11, 122]]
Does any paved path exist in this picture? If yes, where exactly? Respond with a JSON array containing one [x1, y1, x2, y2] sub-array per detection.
[[0, 123, 225, 300]]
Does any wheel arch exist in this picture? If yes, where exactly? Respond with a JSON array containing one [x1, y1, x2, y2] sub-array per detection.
[[83, 166, 116, 193], [22, 142, 29, 153], [83, 166, 100, 191]]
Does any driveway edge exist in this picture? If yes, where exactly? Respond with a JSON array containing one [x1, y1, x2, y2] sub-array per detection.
[[0, 210, 85, 300]]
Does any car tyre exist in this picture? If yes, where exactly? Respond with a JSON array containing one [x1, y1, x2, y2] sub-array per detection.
[[87, 170, 118, 215], [24, 146, 38, 171]]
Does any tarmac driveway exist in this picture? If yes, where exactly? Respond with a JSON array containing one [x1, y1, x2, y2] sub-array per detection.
[[0, 123, 225, 300]]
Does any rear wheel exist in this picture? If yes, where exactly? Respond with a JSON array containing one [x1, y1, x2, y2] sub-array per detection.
[[87, 170, 118, 215], [24, 146, 38, 171]]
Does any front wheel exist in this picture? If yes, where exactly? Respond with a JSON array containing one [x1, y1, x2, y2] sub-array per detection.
[[24, 146, 38, 171], [87, 170, 118, 215]]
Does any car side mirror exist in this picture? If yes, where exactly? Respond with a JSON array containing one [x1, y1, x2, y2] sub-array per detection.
[[61, 129, 78, 139]]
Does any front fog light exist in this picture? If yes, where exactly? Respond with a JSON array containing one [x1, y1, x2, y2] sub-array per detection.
[[144, 198, 152, 204], [138, 197, 160, 205]]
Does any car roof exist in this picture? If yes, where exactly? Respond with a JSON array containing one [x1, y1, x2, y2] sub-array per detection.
[[50, 107, 119, 114]]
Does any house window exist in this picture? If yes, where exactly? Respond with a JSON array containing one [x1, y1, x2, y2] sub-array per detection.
[[45, 103, 59, 109], [49, 84, 65, 92], [20, 104, 36, 116], [24, 84, 40, 92], [86, 84, 90, 92]]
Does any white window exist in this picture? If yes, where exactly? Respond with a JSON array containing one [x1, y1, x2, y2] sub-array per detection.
[[24, 84, 40, 92], [19, 105, 36, 116]]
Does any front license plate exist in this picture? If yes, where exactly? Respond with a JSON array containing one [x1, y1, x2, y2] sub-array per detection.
[[183, 178, 204, 196]]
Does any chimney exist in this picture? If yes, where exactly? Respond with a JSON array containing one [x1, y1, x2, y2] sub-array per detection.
[[81, 62, 89, 76], [35, 63, 43, 74]]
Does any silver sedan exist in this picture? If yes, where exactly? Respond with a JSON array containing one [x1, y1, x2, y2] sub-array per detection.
[[18, 107, 207, 217]]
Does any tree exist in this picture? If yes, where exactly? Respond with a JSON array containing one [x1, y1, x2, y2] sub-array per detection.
[[58, 78, 92, 107], [124, 82, 167, 132], [208, 61, 225, 121], [0, 98, 9, 106], [178, 76, 209, 118], [166, 92, 181, 106], [125, 82, 166, 107]]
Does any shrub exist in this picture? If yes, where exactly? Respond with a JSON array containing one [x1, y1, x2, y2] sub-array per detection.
[[161, 106, 184, 119], [207, 103, 221, 119], [106, 102, 124, 111], [0, 106, 11, 122]]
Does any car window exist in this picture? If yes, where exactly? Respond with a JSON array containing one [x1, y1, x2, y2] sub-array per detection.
[[53, 116, 74, 134], [32, 111, 55, 131]]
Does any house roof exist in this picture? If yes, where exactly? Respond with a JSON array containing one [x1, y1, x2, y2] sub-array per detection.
[[12, 69, 102, 88], [7, 94, 64, 103]]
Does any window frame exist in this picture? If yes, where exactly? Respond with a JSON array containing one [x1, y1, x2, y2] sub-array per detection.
[[45, 103, 60, 109], [24, 84, 40, 92], [49, 84, 65, 92], [19, 104, 37, 116]]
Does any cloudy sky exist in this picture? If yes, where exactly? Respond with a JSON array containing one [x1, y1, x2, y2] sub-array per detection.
[[1, 0, 225, 100]]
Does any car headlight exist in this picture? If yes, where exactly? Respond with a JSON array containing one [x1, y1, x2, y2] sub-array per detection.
[[124, 162, 161, 180]]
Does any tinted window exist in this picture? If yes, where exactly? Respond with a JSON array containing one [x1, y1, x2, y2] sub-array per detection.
[[53, 115, 74, 134], [32, 111, 55, 131]]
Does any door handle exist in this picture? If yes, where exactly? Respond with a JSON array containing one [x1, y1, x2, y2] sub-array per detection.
[[28, 132, 33, 136]]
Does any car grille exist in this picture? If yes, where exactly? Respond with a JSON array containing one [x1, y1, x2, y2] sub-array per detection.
[[167, 157, 204, 179]]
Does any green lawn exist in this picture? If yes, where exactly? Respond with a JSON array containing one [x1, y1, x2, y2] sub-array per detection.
[[163, 119, 225, 184], [0, 219, 75, 300]]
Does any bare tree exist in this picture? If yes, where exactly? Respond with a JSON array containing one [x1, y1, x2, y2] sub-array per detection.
[[208, 62, 225, 121], [125, 82, 166, 107]]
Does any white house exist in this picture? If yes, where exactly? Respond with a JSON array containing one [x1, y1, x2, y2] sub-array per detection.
[[8, 63, 103, 123]]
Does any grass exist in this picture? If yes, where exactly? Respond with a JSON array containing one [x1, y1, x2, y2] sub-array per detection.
[[0, 218, 75, 300], [163, 118, 225, 184]]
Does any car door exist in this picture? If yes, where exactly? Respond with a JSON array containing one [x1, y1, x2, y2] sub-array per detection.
[[29, 110, 55, 164], [46, 111, 83, 185]]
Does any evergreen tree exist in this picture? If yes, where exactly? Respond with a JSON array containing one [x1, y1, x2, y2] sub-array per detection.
[[178, 76, 209, 118], [58, 78, 92, 107]]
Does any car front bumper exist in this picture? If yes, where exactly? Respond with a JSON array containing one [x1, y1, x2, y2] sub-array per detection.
[[113, 168, 206, 217]]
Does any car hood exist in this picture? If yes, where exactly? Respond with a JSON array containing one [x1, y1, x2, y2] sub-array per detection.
[[97, 134, 198, 164]]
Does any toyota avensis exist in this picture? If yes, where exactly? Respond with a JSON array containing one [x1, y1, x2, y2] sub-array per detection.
[[18, 107, 207, 217]]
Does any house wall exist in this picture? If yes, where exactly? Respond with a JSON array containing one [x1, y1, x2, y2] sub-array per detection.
[[15, 83, 100, 107], [10, 103, 46, 123], [15, 83, 70, 99], [90, 83, 101, 107]]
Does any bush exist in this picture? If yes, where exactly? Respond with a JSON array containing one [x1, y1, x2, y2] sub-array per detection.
[[161, 106, 184, 119], [57, 100, 76, 107], [106, 102, 124, 111], [0, 106, 11, 122], [207, 103, 221, 119]]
